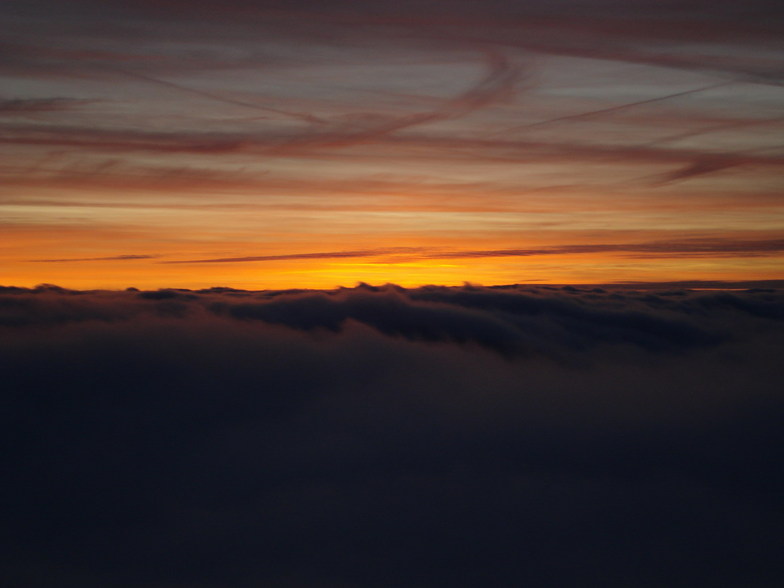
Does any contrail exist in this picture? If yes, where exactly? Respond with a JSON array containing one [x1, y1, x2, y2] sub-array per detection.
[[115, 67, 325, 125], [500, 81, 733, 133], [271, 50, 525, 152]]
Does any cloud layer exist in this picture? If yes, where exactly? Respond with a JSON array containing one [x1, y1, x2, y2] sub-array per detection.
[[3, 284, 783, 586]]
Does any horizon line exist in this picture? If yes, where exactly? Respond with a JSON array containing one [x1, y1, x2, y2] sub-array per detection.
[[3, 278, 783, 294]]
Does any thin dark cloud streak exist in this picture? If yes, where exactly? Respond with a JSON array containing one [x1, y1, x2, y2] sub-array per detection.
[[29, 254, 159, 262], [162, 239, 784, 265], [652, 158, 746, 184], [162, 247, 427, 264], [437, 239, 784, 258]]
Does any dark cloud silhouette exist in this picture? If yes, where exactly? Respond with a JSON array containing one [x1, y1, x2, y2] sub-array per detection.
[[2, 284, 783, 586]]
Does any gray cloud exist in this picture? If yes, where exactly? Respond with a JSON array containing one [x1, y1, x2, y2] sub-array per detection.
[[0, 97, 92, 114]]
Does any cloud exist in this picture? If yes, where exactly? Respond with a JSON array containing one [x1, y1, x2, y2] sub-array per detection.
[[115, 68, 325, 125], [0, 97, 92, 115], [2, 283, 783, 586], [1, 1, 783, 579], [502, 81, 734, 133], [266, 49, 525, 153], [652, 156, 748, 184], [5, 123, 781, 190], [448, 238, 784, 258], [0, 124, 257, 155], [162, 247, 426, 264], [438, 6, 784, 86], [163, 238, 784, 265], [29, 254, 159, 262], [4, 1, 782, 89]]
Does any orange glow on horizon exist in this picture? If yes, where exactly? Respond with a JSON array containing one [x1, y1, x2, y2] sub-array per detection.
[[5, 248, 783, 291]]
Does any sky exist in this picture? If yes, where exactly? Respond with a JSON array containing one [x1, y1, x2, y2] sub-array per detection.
[[2, 0, 783, 289], [3, 4, 784, 586]]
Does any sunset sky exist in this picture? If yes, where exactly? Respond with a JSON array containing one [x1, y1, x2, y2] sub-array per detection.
[[4, 4, 784, 586], [2, 0, 783, 288]]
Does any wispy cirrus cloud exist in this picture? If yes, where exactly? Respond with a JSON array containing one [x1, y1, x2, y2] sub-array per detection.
[[3, 122, 782, 181]]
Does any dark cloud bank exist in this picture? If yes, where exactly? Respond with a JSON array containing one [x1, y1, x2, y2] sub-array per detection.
[[2, 283, 783, 587]]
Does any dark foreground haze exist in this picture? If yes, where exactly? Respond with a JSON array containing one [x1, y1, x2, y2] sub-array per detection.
[[3, 283, 783, 587]]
